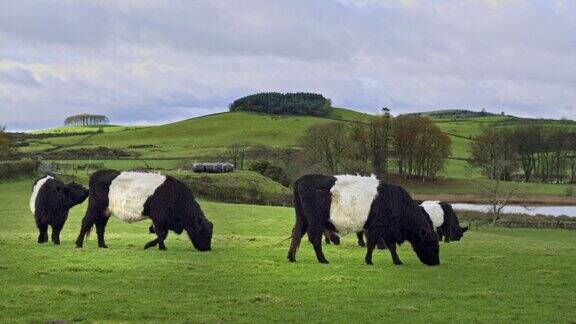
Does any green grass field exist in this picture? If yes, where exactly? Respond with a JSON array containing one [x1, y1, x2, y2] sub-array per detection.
[[1, 178, 575, 322]]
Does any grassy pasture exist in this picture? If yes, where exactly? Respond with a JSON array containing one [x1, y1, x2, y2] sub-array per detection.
[[1, 178, 575, 322]]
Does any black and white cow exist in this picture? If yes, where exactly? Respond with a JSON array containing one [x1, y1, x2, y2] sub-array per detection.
[[287, 174, 440, 266], [420, 201, 468, 242], [75, 170, 213, 251], [353, 200, 469, 246], [30, 175, 88, 245]]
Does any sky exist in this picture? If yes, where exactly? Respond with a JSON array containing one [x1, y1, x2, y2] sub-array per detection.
[[0, 0, 575, 131]]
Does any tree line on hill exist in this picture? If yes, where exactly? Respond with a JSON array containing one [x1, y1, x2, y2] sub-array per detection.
[[470, 125, 576, 183], [64, 114, 110, 126], [229, 92, 332, 116], [231, 114, 452, 183]]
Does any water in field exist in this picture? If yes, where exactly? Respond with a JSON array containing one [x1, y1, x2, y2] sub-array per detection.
[[452, 203, 576, 218]]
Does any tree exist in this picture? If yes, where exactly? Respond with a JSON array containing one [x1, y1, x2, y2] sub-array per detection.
[[225, 143, 249, 169], [299, 122, 349, 174], [392, 116, 451, 179], [477, 174, 522, 224], [348, 120, 370, 174], [510, 125, 542, 182], [469, 128, 517, 181], [229, 92, 332, 116], [64, 114, 110, 126], [368, 114, 391, 175]]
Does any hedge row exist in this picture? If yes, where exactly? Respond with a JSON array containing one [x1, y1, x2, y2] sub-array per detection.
[[0, 160, 40, 180]]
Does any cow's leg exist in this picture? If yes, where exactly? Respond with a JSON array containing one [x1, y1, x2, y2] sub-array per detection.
[[144, 238, 158, 249], [324, 230, 331, 244], [364, 229, 379, 265], [51, 223, 64, 245], [37, 222, 48, 244], [157, 230, 168, 250], [324, 230, 340, 245], [287, 218, 307, 262], [356, 232, 366, 247], [95, 216, 109, 248], [146, 220, 168, 250], [307, 224, 329, 264], [387, 242, 403, 265], [76, 202, 104, 248], [436, 228, 444, 242]]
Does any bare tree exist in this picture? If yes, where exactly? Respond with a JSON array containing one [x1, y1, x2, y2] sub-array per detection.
[[299, 122, 348, 174], [476, 166, 523, 224], [225, 143, 249, 169], [368, 114, 391, 175]]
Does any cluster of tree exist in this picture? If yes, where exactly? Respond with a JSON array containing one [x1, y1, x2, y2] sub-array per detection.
[[64, 114, 110, 126], [392, 116, 452, 178], [404, 109, 497, 119], [470, 125, 576, 183], [297, 115, 451, 179], [229, 92, 331, 116]]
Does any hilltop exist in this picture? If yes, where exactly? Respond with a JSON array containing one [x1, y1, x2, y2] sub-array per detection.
[[22, 107, 371, 158]]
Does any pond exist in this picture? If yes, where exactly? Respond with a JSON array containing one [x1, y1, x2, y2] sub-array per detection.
[[452, 203, 576, 218]]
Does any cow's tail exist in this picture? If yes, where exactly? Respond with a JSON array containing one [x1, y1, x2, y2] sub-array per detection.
[[85, 225, 93, 238], [287, 182, 307, 261]]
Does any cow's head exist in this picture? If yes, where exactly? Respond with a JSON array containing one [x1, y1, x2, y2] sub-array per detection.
[[412, 226, 440, 266], [57, 182, 89, 208], [187, 217, 213, 252]]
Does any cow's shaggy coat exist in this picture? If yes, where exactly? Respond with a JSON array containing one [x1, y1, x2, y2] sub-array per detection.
[[287, 174, 440, 266], [75, 170, 213, 251], [30, 175, 88, 244]]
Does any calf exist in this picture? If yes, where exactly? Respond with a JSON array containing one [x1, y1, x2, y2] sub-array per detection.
[[287, 174, 439, 266], [30, 175, 88, 245], [354, 200, 469, 246], [75, 170, 213, 251], [420, 200, 468, 242]]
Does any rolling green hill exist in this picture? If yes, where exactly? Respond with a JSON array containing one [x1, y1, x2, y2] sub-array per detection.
[[23, 108, 371, 158], [21, 107, 576, 182]]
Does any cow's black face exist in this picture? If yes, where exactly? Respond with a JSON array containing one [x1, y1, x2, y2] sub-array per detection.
[[188, 218, 213, 252], [412, 228, 440, 266], [60, 182, 89, 207], [450, 225, 468, 241]]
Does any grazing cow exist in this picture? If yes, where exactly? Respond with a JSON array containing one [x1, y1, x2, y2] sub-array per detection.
[[30, 175, 88, 245], [75, 170, 213, 251], [287, 174, 439, 266], [420, 201, 468, 242], [354, 200, 469, 246]]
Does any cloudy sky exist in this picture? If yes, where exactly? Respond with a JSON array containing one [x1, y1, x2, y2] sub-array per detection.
[[1, 0, 575, 130]]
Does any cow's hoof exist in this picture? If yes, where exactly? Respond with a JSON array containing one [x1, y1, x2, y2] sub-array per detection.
[[365, 261, 374, 265], [393, 262, 404, 266], [318, 259, 330, 264], [159, 246, 167, 251], [53, 241, 60, 245], [98, 244, 108, 249]]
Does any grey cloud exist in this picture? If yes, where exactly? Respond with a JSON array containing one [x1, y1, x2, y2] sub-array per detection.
[[0, 0, 575, 130]]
